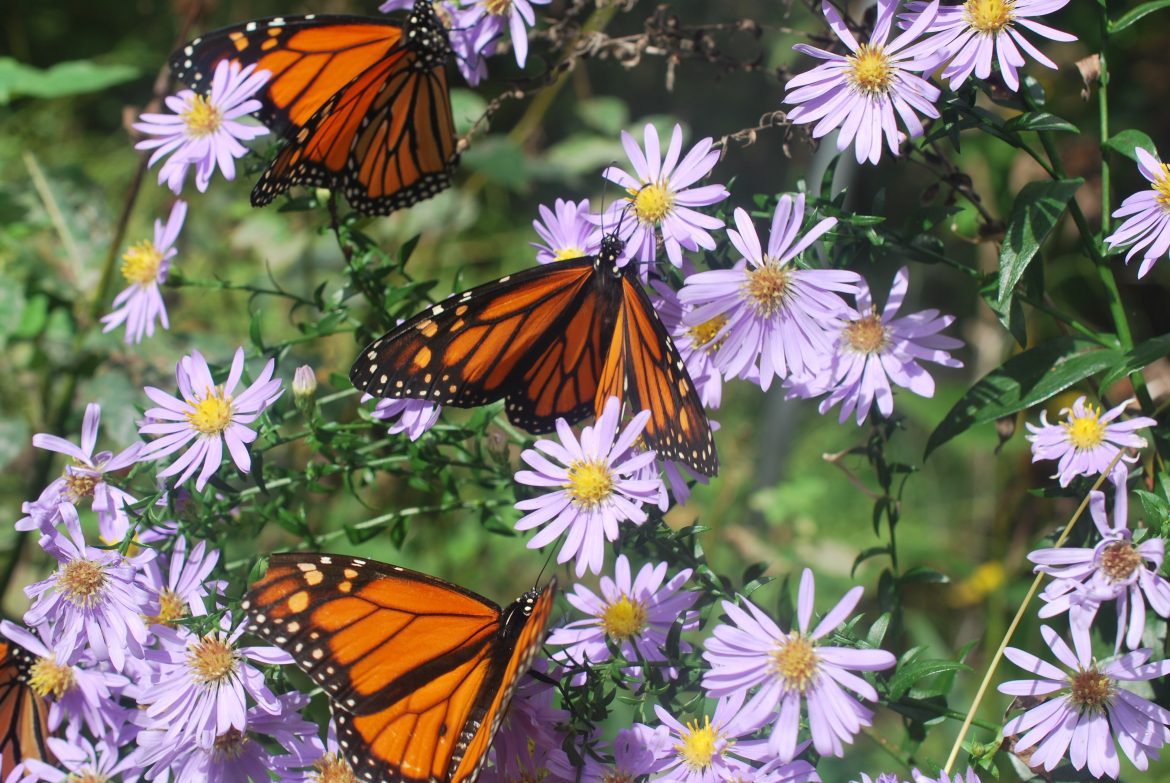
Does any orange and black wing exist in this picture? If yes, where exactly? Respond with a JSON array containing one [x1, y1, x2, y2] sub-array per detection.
[[0, 642, 53, 779], [170, 15, 405, 136], [242, 553, 555, 783], [596, 276, 718, 476], [351, 258, 619, 433]]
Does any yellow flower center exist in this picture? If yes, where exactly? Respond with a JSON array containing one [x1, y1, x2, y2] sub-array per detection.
[[687, 314, 728, 355], [963, 0, 1015, 33], [632, 182, 675, 224], [64, 471, 99, 502], [770, 634, 819, 693], [66, 771, 108, 783], [28, 656, 76, 699], [59, 559, 107, 607], [847, 44, 894, 95], [313, 753, 359, 783], [212, 728, 248, 760], [120, 240, 164, 286], [601, 595, 648, 640], [1100, 541, 1143, 582], [186, 387, 234, 436], [602, 772, 635, 783], [844, 310, 890, 354], [188, 635, 238, 685], [1068, 667, 1114, 713], [182, 94, 223, 137], [565, 459, 614, 508], [430, 0, 454, 28], [1062, 406, 1106, 450], [553, 246, 586, 262], [1153, 163, 1170, 210], [146, 588, 188, 626], [743, 259, 792, 317], [484, 0, 512, 15], [675, 716, 723, 771]]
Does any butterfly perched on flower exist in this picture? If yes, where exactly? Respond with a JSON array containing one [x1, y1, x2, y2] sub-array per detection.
[[170, 3, 458, 215], [0, 641, 53, 778], [241, 553, 556, 783], [349, 232, 720, 477]]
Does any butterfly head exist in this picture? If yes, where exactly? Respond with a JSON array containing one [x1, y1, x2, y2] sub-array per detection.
[[596, 232, 627, 277], [407, 1, 453, 67]]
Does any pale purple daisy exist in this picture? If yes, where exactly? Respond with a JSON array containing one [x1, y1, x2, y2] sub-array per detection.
[[138, 536, 221, 626], [101, 200, 186, 344], [483, 658, 568, 783], [134, 60, 269, 194], [134, 614, 291, 741], [463, 0, 551, 68], [783, 0, 942, 165], [1105, 146, 1170, 278], [702, 569, 896, 761], [514, 397, 665, 576], [651, 281, 726, 410], [138, 347, 283, 491], [294, 724, 357, 783], [598, 124, 729, 274], [546, 726, 669, 783], [0, 621, 129, 740], [1025, 396, 1156, 487], [1031, 481, 1170, 654], [363, 393, 441, 441], [642, 693, 772, 783], [23, 506, 151, 672], [380, 0, 501, 86], [20, 736, 140, 783], [814, 267, 964, 424], [851, 776, 899, 783], [548, 555, 698, 683], [999, 625, 1170, 779], [29, 402, 141, 542], [901, 0, 1076, 91], [678, 198, 859, 391], [533, 198, 601, 264]]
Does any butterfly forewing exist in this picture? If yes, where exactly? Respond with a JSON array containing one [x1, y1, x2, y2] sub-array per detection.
[[0, 641, 53, 778]]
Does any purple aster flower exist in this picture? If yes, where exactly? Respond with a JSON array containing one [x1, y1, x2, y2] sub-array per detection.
[[363, 392, 441, 441], [814, 267, 964, 424], [514, 397, 665, 576], [1025, 396, 1155, 487], [900, 0, 1076, 91], [101, 200, 186, 344], [999, 625, 1170, 779], [295, 724, 358, 783], [23, 506, 151, 672], [651, 281, 727, 410], [29, 402, 141, 542], [678, 198, 859, 391], [138, 347, 283, 491], [134, 613, 291, 742], [20, 736, 140, 783], [1105, 146, 1170, 278], [380, 0, 501, 86], [463, 0, 551, 68], [548, 555, 698, 683], [0, 621, 129, 741], [782, 0, 941, 165], [852, 776, 899, 783], [134, 60, 269, 194], [598, 123, 728, 274], [1031, 479, 1170, 655], [911, 770, 981, 783], [702, 569, 896, 761], [546, 726, 669, 783], [483, 658, 569, 783], [640, 693, 773, 783], [139, 536, 221, 626], [533, 198, 601, 264]]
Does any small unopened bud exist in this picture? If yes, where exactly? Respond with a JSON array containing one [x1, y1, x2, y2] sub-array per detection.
[[293, 365, 317, 417]]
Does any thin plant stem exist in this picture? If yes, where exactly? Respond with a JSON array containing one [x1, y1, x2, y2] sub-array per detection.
[[942, 452, 1124, 773]]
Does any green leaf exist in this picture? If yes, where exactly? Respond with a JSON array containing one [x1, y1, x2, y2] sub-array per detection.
[[575, 96, 628, 136], [898, 566, 951, 586], [1111, 0, 1170, 32], [461, 138, 531, 190], [0, 57, 137, 104], [1099, 333, 1170, 387], [1003, 112, 1079, 134], [888, 659, 972, 701], [996, 178, 1082, 310], [448, 88, 487, 136], [925, 336, 1122, 457], [1104, 129, 1158, 163]]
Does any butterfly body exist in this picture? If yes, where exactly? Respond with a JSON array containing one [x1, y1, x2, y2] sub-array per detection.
[[242, 554, 555, 783], [171, 6, 458, 215], [0, 641, 53, 777], [351, 234, 719, 476]]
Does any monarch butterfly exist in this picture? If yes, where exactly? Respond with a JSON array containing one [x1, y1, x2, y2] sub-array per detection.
[[0, 641, 53, 778], [349, 232, 720, 476], [169, 4, 458, 215], [241, 553, 556, 783]]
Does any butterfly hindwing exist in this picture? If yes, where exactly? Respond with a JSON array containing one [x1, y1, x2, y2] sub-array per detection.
[[242, 554, 556, 783], [0, 641, 53, 778]]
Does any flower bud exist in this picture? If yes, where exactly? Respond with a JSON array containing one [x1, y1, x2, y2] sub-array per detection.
[[293, 365, 317, 416]]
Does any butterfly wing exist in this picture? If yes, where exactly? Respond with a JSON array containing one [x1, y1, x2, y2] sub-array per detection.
[[596, 275, 718, 476], [243, 554, 555, 783], [351, 258, 619, 432], [0, 642, 53, 778], [170, 15, 404, 136]]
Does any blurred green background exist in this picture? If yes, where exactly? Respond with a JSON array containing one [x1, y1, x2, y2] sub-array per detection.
[[3, 0, 1170, 779]]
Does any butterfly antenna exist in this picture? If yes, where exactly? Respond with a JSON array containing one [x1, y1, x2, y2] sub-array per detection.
[[599, 160, 619, 236], [535, 547, 556, 588]]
